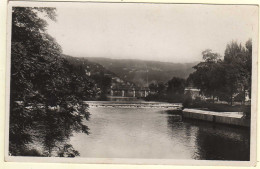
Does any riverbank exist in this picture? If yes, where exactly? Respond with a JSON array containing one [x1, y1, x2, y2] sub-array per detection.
[[183, 108, 250, 127]]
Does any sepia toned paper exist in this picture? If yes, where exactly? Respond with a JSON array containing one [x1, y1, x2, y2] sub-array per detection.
[[1, 0, 259, 168]]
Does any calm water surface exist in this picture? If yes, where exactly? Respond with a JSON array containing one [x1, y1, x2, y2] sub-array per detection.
[[70, 101, 250, 160]]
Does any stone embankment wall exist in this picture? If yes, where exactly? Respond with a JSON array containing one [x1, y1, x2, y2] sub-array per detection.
[[183, 108, 250, 127]]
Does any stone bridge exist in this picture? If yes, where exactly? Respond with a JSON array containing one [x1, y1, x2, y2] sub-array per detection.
[[110, 86, 150, 98]]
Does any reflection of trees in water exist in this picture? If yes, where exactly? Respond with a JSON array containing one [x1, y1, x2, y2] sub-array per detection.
[[166, 114, 184, 138], [166, 115, 250, 161], [167, 115, 183, 129], [189, 120, 250, 161], [167, 115, 200, 159]]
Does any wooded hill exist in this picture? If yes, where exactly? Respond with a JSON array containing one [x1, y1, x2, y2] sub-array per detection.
[[61, 55, 136, 99], [85, 57, 197, 87], [62, 54, 114, 77]]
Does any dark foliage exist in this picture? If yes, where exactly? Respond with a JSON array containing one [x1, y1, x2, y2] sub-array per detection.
[[182, 91, 193, 108], [145, 77, 186, 103], [187, 40, 252, 105], [9, 7, 96, 156]]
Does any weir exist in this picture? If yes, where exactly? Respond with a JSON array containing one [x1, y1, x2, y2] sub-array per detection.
[[86, 101, 182, 109]]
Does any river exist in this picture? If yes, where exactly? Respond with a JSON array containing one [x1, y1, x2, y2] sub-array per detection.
[[69, 101, 250, 160]]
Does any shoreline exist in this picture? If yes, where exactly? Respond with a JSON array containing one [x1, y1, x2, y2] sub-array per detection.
[[183, 108, 250, 127]]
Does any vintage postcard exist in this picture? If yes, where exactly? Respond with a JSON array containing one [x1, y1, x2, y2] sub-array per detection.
[[4, 0, 258, 166]]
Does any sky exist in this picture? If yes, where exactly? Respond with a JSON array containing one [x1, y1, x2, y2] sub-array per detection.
[[46, 3, 258, 63]]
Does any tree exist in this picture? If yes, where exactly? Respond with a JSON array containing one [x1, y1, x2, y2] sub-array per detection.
[[165, 77, 186, 102], [157, 82, 166, 94], [148, 83, 158, 92], [222, 40, 251, 105], [10, 7, 94, 156], [188, 40, 252, 105], [10, 7, 61, 155], [224, 41, 245, 63], [245, 39, 252, 98], [202, 49, 221, 63], [146, 78, 185, 103], [187, 49, 223, 102], [166, 77, 185, 95]]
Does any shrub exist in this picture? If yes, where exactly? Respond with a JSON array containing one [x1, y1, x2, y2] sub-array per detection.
[[183, 92, 192, 108]]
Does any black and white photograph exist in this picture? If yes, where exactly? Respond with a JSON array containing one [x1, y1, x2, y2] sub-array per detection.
[[5, 1, 258, 165]]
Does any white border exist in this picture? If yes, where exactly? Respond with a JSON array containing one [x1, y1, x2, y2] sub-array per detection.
[[4, 0, 259, 166]]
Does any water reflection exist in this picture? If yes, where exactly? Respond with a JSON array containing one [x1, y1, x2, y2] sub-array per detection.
[[167, 116, 250, 160], [193, 120, 250, 160]]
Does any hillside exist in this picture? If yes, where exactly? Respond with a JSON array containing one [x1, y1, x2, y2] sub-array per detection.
[[62, 55, 113, 76], [85, 57, 197, 87], [61, 55, 135, 96]]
